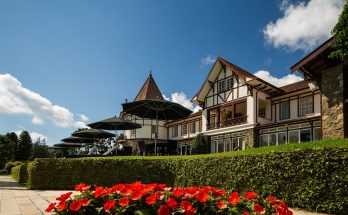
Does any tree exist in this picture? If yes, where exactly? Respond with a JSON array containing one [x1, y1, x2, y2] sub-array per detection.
[[15, 131, 32, 160], [329, 1, 348, 60], [0, 136, 14, 169], [30, 138, 50, 160], [192, 134, 210, 154]]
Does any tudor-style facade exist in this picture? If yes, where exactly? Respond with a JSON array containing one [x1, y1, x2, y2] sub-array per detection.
[[123, 37, 345, 155]]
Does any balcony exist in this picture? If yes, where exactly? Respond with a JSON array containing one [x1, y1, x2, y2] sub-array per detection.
[[207, 116, 248, 130]]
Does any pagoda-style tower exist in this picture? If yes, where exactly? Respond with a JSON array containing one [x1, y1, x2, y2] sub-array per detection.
[[124, 72, 174, 155]]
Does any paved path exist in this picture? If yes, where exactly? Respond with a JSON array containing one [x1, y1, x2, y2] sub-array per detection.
[[0, 175, 328, 215]]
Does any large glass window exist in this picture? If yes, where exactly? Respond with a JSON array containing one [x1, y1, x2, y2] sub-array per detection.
[[225, 139, 232, 152], [269, 133, 277, 146], [280, 101, 290, 120], [218, 80, 225, 93], [300, 129, 311, 142], [278, 132, 287, 144], [288, 130, 299, 143], [299, 96, 313, 116], [217, 140, 224, 153], [260, 135, 269, 147], [313, 127, 321, 141]]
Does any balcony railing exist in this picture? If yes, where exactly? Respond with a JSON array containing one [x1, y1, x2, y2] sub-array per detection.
[[207, 116, 248, 130]]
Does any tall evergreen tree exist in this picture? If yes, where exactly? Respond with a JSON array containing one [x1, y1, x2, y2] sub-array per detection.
[[5, 132, 18, 159], [0, 136, 16, 169], [15, 131, 32, 160]]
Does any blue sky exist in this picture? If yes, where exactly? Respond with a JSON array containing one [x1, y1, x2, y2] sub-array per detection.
[[0, 0, 344, 145]]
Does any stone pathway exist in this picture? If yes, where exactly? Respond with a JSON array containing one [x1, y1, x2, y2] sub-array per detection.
[[0, 175, 328, 215]]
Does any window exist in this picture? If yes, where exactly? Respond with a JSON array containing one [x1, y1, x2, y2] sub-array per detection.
[[172, 126, 178, 137], [313, 127, 321, 141], [288, 130, 299, 143], [300, 129, 311, 142], [299, 96, 313, 116], [280, 101, 290, 120], [182, 124, 187, 135], [190, 122, 196, 133], [260, 135, 269, 147], [278, 132, 287, 144], [258, 100, 267, 118], [226, 77, 233, 90], [269, 133, 277, 146], [218, 80, 225, 92]]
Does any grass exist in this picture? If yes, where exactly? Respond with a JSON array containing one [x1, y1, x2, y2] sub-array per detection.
[[77, 138, 348, 160]]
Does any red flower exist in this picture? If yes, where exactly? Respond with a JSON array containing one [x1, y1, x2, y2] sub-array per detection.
[[111, 184, 125, 193], [185, 207, 197, 215], [229, 192, 240, 205], [180, 201, 193, 211], [45, 202, 55, 212], [56, 201, 66, 212], [103, 200, 116, 211], [216, 201, 227, 209], [184, 187, 199, 197], [267, 195, 276, 203], [69, 200, 83, 211], [158, 205, 170, 215], [254, 204, 266, 214], [75, 183, 91, 192], [130, 191, 143, 200], [155, 183, 167, 191], [166, 198, 178, 209], [56, 192, 73, 201], [143, 184, 156, 194], [146, 194, 157, 205], [195, 191, 209, 203], [242, 212, 249, 215], [94, 186, 107, 198], [173, 188, 184, 198], [81, 198, 91, 206], [244, 191, 259, 200], [201, 186, 212, 193], [212, 188, 227, 197], [119, 197, 130, 207]]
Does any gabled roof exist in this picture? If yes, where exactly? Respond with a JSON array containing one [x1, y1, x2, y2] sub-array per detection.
[[290, 37, 340, 79], [279, 80, 309, 93], [191, 57, 284, 103], [134, 72, 164, 101]]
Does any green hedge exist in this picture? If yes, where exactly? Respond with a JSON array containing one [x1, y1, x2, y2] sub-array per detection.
[[11, 163, 28, 184], [28, 148, 348, 214]]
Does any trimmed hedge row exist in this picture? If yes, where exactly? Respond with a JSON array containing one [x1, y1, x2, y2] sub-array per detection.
[[11, 163, 28, 184], [28, 148, 348, 214]]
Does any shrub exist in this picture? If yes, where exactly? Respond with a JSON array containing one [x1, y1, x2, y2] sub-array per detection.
[[4, 161, 23, 174], [45, 181, 292, 215], [28, 148, 348, 214], [11, 163, 28, 184]]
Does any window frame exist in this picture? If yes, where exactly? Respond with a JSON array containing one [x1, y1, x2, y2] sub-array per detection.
[[218, 80, 225, 93], [299, 96, 313, 117], [280, 100, 290, 120]]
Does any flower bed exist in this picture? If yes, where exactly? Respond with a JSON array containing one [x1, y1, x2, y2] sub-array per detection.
[[46, 181, 292, 215]]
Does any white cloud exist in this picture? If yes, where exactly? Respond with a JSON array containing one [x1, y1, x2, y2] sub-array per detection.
[[201, 55, 216, 66], [163, 92, 202, 113], [14, 130, 48, 143], [254, 70, 303, 87], [0, 73, 88, 128], [263, 0, 344, 51]]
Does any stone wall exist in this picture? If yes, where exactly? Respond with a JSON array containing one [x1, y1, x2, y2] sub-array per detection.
[[321, 63, 344, 139], [244, 128, 255, 149]]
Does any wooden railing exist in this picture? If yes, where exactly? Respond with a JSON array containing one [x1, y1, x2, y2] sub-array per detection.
[[207, 116, 248, 130]]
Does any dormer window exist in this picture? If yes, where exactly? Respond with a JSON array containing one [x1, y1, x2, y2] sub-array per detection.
[[218, 80, 225, 93]]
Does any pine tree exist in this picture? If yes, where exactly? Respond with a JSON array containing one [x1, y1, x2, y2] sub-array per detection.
[[30, 138, 50, 160], [15, 131, 32, 161]]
